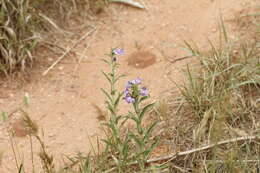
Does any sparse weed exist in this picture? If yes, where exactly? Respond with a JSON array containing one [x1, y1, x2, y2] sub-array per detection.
[[1, 96, 55, 173], [99, 48, 158, 172], [0, 48, 159, 173], [163, 23, 260, 172]]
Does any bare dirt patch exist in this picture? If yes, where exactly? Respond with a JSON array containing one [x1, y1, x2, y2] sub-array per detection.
[[127, 50, 157, 69]]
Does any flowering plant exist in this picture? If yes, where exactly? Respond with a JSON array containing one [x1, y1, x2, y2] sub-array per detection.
[[101, 48, 158, 172]]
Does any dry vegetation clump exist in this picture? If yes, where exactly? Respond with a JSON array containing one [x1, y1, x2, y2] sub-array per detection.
[[166, 42, 259, 172], [0, 0, 38, 74], [154, 12, 260, 172], [0, 0, 106, 75]]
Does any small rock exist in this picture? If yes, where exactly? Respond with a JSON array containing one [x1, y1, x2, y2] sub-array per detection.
[[48, 133, 55, 138], [212, 28, 217, 33], [161, 23, 167, 27], [241, 2, 247, 6]]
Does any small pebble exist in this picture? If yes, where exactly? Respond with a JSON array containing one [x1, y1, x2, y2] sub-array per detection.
[[212, 28, 217, 33], [58, 66, 64, 71], [48, 133, 55, 138]]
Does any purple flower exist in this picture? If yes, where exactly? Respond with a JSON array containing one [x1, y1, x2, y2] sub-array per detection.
[[124, 95, 135, 103], [131, 77, 142, 85], [124, 88, 130, 95], [113, 48, 124, 55], [126, 81, 132, 89], [140, 87, 148, 96], [123, 78, 148, 103]]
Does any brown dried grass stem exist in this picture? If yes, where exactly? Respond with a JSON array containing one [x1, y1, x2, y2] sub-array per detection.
[[42, 26, 96, 76], [147, 135, 259, 163], [104, 135, 259, 173]]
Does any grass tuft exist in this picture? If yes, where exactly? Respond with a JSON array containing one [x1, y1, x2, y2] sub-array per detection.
[[161, 18, 260, 171]]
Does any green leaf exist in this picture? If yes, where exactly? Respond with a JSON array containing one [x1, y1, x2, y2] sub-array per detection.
[[219, 14, 228, 42], [101, 88, 112, 102], [144, 121, 157, 141], [115, 74, 126, 82], [150, 137, 160, 152], [1, 111, 8, 122], [107, 102, 115, 114], [122, 136, 130, 158], [101, 58, 110, 65], [101, 139, 113, 147], [129, 114, 140, 125], [143, 137, 160, 160], [139, 103, 155, 121], [114, 92, 123, 108], [119, 116, 129, 128], [139, 96, 149, 102], [107, 122, 119, 138], [115, 115, 122, 124], [183, 40, 199, 56], [23, 92, 29, 106], [101, 70, 112, 83], [129, 132, 142, 148]]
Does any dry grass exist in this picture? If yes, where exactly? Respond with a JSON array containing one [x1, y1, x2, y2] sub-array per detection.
[[0, 1, 259, 173], [0, 0, 107, 75], [0, 0, 38, 74], [153, 10, 260, 172]]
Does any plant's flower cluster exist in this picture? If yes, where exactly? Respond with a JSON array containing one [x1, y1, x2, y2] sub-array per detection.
[[113, 48, 124, 55], [112, 48, 124, 62], [140, 87, 148, 96], [123, 77, 149, 103]]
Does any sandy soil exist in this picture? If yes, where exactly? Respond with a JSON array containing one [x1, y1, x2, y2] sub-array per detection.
[[0, 0, 255, 172]]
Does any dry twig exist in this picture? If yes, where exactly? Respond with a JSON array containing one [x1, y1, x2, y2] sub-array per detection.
[[73, 27, 99, 72], [109, 0, 145, 9], [104, 135, 259, 173], [42, 27, 96, 76], [147, 135, 259, 163]]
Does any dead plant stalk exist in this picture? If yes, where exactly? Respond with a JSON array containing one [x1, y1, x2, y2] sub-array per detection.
[[42, 27, 96, 76], [104, 135, 259, 173]]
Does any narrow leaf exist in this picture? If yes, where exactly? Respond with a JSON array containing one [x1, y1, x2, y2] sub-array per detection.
[[1, 111, 8, 122], [101, 88, 112, 102], [139, 103, 155, 121]]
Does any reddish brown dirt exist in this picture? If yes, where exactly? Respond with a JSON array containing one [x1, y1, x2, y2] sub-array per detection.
[[0, 0, 255, 172]]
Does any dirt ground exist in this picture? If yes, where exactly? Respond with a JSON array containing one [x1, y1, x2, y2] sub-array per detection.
[[0, 0, 255, 172]]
